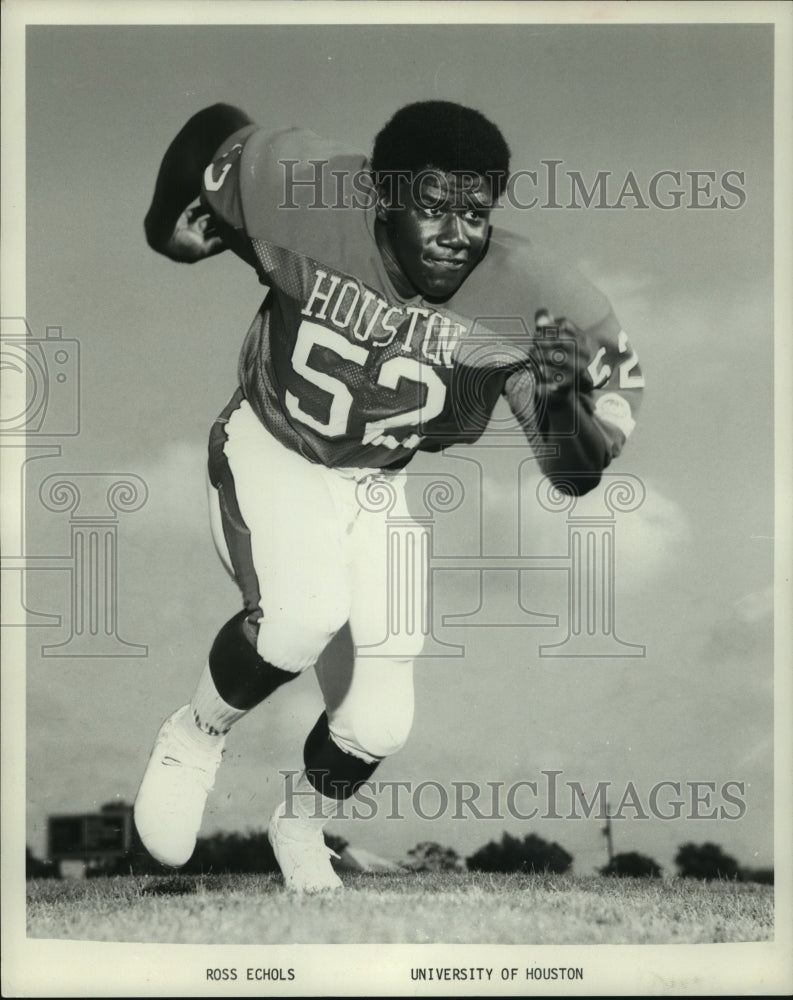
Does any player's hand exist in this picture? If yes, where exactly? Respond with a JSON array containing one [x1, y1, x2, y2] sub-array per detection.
[[162, 201, 226, 262], [531, 309, 593, 406]]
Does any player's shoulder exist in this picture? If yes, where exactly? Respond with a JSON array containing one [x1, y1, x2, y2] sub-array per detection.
[[240, 123, 353, 156], [485, 226, 594, 289], [203, 122, 378, 280], [470, 226, 613, 329], [239, 125, 367, 192], [207, 123, 367, 202], [233, 125, 371, 247]]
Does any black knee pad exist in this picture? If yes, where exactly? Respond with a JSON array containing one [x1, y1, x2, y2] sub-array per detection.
[[303, 711, 380, 800], [209, 610, 298, 710]]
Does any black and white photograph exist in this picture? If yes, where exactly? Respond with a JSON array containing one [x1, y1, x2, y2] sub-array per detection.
[[2, 1, 791, 996]]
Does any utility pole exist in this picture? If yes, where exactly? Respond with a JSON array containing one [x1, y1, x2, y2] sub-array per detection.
[[602, 802, 614, 865]]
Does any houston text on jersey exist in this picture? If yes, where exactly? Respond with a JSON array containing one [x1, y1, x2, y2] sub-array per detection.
[[302, 268, 465, 368]]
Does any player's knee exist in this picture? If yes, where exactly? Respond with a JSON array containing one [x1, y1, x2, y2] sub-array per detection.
[[209, 609, 303, 709], [336, 696, 415, 761], [256, 617, 344, 673]]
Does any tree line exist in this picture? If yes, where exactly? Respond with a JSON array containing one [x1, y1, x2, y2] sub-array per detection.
[[26, 829, 773, 883]]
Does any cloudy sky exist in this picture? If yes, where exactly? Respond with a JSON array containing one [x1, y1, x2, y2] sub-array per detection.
[[11, 17, 782, 879]]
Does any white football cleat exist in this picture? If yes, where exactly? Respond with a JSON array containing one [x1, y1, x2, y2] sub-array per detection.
[[134, 705, 224, 867], [268, 803, 343, 894]]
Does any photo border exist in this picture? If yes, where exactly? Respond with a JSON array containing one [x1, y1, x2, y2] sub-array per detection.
[[2, 1, 791, 996]]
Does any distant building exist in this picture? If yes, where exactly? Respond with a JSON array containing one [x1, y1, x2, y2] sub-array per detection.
[[47, 801, 133, 875]]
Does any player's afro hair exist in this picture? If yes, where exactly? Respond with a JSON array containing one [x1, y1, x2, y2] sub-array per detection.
[[371, 100, 511, 198]]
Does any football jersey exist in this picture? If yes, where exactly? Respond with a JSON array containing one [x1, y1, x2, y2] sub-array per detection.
[[201, 125, 643, 470]]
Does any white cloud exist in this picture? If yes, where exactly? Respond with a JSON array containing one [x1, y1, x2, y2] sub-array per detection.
[[517, 472, 691, 588], [606, 485, 692, 586]]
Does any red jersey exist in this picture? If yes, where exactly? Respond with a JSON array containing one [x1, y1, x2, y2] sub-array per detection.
[[202, 125, 642, 469]]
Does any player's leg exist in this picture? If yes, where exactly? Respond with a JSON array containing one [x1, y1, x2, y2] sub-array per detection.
[[273, 470, 423, 889], [268, 700, 382, 893], [188, 394, 350, 732], [325, 469, 421, 769], [135, 394, 350, 867]]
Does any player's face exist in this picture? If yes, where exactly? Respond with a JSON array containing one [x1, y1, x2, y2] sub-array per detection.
[[378, 171, 493, 301]]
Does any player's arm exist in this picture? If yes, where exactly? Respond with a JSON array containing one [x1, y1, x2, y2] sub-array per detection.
[[144, 103, 254, 262], [505, 310, 644, 496]]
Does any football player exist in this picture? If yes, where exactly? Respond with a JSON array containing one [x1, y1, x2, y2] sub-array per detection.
[[134, 101, 643, 892]]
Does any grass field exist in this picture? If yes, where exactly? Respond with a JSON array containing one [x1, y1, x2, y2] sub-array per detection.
[[27, 871, 773, 944]]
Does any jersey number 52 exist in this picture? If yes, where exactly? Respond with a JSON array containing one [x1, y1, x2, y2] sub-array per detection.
[[284, 320, 447, 450]]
